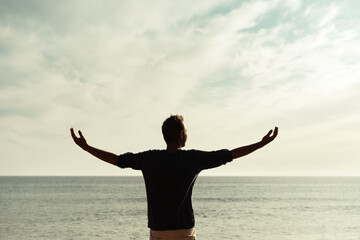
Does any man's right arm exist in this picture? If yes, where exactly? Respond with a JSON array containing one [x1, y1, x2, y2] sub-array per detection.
[[70, 128, 118, 166]]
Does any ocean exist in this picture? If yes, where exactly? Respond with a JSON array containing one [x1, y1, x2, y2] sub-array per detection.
[[1, 176, 359, 240]]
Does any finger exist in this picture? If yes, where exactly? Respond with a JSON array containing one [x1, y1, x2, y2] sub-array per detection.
[[267, 129, 273, 137], [70, 128, 77, 139], [78, 130, 84, 139], [273, 127, 278, 137]]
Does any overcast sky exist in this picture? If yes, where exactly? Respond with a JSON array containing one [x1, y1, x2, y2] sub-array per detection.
[[1, 0, 359, 176]]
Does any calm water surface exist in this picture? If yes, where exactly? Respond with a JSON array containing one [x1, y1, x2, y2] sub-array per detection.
[[1, 177, 360, 240]]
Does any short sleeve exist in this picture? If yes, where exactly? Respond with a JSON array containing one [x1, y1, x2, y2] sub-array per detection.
[[117, 152, 145, 170], [197, 149, 233, 170]]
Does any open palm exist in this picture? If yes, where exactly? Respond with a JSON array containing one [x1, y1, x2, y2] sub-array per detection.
[[70, 128, 88, 150]]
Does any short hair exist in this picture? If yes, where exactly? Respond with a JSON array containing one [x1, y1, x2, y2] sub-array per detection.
[[162, 115, 185, 144]]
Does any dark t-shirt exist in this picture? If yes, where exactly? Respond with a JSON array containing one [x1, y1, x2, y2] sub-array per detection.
[[117, 149, 233, 230]]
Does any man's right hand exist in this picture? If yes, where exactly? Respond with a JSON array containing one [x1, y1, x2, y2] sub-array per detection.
[[70, 128, 118, 165], [70, 128, 89, 151]]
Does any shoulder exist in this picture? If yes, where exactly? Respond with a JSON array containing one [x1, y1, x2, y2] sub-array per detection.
[[181, 149, 229, 155], [141, 149, 165, 155], [132, 149, 167, 159], [123, 149, 164, 155], [117, 149, 165, 169], [178, 149, 209, 159], [181, 149, 232, 162], [118, 149, 164, 161]]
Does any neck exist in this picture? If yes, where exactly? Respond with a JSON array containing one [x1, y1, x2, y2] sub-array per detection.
[[166, 143, 182, 153]]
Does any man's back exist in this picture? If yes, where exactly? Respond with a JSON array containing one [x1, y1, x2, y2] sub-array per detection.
[[118, 149, 233, 230]]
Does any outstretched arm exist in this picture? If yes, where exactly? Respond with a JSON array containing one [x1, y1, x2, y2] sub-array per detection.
[[70, 128, 118, 166], [231, 127, 278, 159]]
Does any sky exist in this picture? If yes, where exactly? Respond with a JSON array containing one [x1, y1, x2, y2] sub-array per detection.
[[0, 0, 359, 176]]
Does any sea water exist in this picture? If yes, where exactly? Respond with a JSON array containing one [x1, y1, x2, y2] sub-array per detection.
[[1, 176, 360, 240]]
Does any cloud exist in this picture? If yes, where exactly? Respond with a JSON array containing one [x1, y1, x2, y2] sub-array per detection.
[[1, 0, 359, 175], [318, 3, 340, 28]]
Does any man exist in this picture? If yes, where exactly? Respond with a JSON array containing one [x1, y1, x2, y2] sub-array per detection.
[[70, 115, 278, 240]]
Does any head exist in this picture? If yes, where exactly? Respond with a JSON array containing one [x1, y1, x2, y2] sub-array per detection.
[[162, 115, 187, 148]]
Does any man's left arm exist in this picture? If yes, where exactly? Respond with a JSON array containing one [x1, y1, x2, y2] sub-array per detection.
[[231, 127, 278, 159]]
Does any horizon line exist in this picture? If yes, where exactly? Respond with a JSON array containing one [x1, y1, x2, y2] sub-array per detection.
[[1, 175, 360, 177]]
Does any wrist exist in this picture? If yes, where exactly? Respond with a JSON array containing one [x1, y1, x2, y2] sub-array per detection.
[[82, 144, 91, 152], [258, 140, 267, 148]]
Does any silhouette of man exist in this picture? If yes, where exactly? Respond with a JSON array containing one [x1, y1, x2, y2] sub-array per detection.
[[70, 115, 278, 240]]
